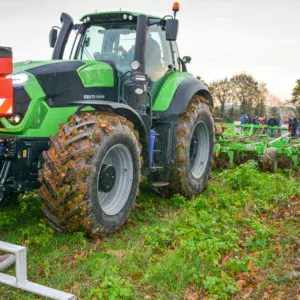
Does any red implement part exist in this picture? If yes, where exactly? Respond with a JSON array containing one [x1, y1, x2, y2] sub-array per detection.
[[0, 47, 13, 116]]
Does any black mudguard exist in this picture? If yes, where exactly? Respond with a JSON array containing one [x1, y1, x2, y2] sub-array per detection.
[[165, 77, 213, 117], [150, 77, 214, 181]]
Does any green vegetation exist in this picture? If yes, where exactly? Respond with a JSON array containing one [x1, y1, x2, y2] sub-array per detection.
[[0, 162, 299, 299], [223, 122, 234, 134]]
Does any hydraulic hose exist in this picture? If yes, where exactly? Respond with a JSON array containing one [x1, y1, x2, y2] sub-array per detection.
[[0, 254, 16, 271]]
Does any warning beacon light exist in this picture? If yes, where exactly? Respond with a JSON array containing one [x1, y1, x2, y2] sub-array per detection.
[[0, 47, 14, 116], [172, 1, 180, 17]]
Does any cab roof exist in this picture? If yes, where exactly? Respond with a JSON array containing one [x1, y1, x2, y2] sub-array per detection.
[[80, 11, 162, 22]]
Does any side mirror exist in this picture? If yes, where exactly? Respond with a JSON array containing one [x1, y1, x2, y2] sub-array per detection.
[[166, 19, 179, 41], [49, 28, 58, 48], [183, 56, 192, 64]]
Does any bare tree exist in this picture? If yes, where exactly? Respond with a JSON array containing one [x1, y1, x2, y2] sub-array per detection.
[[266, 94, 282, 116], [209, 78, 232, 114], [291, 79, 300, 117], [230, 73, 260, 115], [254, 82, 268, 116]]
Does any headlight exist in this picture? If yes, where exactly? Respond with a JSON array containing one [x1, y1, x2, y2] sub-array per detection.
[[131, 61, 140, 70], [135, 88, 144, 95], [8, 114, 22, 125], [7, 72, 30, 87]]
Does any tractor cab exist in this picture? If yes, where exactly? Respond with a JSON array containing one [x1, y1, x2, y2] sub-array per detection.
[[74, 15, 169, 80], [51, 11, 180, 81], [50, 11, 181, 116]]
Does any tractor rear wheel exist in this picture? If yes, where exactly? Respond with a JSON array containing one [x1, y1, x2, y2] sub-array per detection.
[[154, 95, 215, 197], [39, 112, 141, 236], [262, 147, 278, 173]]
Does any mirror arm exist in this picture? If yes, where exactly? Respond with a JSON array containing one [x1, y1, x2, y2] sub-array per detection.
[[178, 58, 187, 72], [163, 15, 174, 20], [147, 19, 163, 26]]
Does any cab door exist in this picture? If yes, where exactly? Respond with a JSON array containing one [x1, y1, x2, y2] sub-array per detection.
[[146, 24, 179, 85]]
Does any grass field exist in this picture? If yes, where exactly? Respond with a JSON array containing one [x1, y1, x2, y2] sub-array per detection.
[[0, 123, 299, 299], [1, 163, 299, 299]]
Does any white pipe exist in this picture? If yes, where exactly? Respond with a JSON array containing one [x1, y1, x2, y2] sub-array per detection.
[[0, 254, 16, 271]]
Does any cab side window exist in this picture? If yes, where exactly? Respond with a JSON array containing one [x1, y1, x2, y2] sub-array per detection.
[[146, 25, 173, 82], [80, 26, 105, 60], [118, 32, 136, 72], [171, 41, 180, 71]]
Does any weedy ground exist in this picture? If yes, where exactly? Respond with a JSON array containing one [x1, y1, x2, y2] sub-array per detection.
[[0, 126, 299, 299]]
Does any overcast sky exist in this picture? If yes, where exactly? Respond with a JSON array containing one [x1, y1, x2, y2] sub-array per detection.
[[1, 0, 299, 100]]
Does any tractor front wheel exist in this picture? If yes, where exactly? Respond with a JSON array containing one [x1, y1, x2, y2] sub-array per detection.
[[39, 112, 141, 236]]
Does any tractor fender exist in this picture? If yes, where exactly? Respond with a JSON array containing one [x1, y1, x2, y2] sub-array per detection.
[[71, 100, 149, 167], [165, 77, 213, 116]]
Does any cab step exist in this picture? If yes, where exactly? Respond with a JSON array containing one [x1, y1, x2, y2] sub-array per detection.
[[151, 182, 169, 187], [150, 165, 164, 170]]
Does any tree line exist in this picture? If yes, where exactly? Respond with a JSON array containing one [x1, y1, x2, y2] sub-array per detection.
[[291, 79, 300, 117], [207, 73, 300, 121]]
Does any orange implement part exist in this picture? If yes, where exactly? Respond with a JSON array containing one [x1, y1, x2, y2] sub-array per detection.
[[0, 54, 14, 116], [0, 57, 12, 75]]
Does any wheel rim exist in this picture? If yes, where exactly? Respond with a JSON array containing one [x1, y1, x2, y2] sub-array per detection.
[[97, 144, 133, 215], [189, 121, 210, 179]]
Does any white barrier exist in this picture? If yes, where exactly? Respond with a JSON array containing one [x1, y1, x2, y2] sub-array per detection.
[[0, 241, 76, 300], [281, 124, 288, 136], [234, 121, 241, 134]]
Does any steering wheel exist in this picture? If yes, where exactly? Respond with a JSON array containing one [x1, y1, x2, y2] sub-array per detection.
[[98, 52, 121, 63]]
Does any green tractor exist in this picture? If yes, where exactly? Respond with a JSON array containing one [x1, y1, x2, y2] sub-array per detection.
[[0, 5, 214, 236]]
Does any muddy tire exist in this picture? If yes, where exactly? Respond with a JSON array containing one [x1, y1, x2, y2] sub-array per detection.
[[262, 147, 278, 173], [154, 96, 215, 197], [39, 111, 141, 236]]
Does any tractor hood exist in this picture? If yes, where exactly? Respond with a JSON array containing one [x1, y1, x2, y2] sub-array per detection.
[[13, 60, 59, 74], [0, 60, 117, 135], [13, 60, 115, 90], [10, 60, 116, 112]]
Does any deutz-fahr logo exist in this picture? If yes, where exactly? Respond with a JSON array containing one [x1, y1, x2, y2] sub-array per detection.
[[83, 94, 105, 100]]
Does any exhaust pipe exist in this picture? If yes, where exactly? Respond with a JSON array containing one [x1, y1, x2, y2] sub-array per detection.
[[134, 14, 148, 74], [132, 15, 149, 115], [52, 13, 74, 60]]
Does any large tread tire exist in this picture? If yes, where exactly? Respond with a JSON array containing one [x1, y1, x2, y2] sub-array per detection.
[[38, 111, 141, 236], [155, 95, 215, 197], [262, 147, 278, 173]]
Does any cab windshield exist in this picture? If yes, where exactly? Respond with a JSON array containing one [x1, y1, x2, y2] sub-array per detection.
[[73, 21, 175, 82], [75, 24, 137, 73]]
